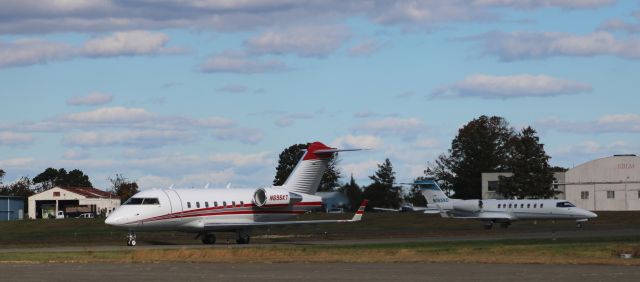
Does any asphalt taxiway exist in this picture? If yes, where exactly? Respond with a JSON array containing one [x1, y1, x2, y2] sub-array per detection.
[[1, 262, 639, 282]]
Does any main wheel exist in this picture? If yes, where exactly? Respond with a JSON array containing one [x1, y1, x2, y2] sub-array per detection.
[[236, 237, 250, 244], [201, 234, 216, 245]]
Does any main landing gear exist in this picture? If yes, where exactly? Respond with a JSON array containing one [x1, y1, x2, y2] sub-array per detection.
[[201, 233, 216, 244], [483, 221, 493, 230], [127, 231, 137, 246], [236, 230, 251, 244]]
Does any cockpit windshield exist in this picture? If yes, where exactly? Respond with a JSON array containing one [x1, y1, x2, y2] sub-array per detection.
[[123, 198, 160, 205], [556, 201, 575, 208]]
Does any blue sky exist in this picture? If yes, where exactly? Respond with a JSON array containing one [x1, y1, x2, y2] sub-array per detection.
[[1, 0, 639, 190]]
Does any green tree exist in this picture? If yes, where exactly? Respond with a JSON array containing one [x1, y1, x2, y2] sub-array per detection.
[[33, 167, 92, 191], [362, 158, 401, 209], [427, 115, 514, 199], [498, 127, 556, 199], [272, 143, 341, 191], [109, 174, 139, 202], [0, 169, 5, 184], [338, 174, 362, 211]]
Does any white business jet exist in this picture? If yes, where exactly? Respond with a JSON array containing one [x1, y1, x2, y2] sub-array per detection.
[[105, 142, 368, 246], [414, 180, 597, 229]]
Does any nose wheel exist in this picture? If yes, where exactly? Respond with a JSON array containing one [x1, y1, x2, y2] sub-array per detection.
[[127, 231, 137, 246]]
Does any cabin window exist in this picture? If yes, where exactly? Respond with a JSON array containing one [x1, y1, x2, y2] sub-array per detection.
[[520, 204, 524, 208], [638, 191, 640, 199], [205, 202, 209, 208], [540, 203, 543, 208], [232, 201, 236, 207], [508, 204, 512, 208], [581, 191, 589, 200], [607, 190, 615, 199], [214, 201, 218, 207], [527, 203, 530, 208], [223, 201, 226, 207], [187, 202, 191, 208], [240, 201, 244, 207], [533, 204, 537, 208], [196, 202, 200, 208], [497, 204, 501, 208]]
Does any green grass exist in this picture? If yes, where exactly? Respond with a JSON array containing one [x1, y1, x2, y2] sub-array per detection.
[[1, 239, 639, 265]]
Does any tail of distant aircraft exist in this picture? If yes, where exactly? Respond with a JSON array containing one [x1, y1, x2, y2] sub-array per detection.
[[415, 179, 451, 205], [282, 142, 362, 195]]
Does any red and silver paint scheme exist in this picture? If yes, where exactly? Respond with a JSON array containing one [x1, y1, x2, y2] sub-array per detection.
[[105, 141, 367, 245]]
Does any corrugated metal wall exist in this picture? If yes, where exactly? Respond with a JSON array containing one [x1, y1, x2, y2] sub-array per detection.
[[0, 197, 24, 221]]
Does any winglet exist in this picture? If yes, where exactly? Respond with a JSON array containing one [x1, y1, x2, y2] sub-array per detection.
[[351, 199, 369, 221]]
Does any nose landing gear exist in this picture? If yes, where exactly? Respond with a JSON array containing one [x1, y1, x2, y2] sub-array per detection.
[[201, 233, 216, 244], [127, 231, 137, 246]]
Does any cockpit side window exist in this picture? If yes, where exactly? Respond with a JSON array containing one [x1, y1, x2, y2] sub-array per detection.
[[556, 201, 575, 208], [143, 198, 159, 205]]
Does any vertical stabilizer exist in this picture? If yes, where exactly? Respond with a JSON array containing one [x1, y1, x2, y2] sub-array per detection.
[[282, 142, 335, 195], [416, 180, 450, 204]]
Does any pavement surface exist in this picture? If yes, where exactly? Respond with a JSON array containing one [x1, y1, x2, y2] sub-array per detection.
[[1, 262, 640, 282], [1, 227, 639, 253]]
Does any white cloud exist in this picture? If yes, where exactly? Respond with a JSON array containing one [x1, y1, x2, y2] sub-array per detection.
[[245, 25, 351, 58], [63, 130, 192, 147], [82, 30, 183, 57], [475, 31, 640, 61], [62, 106, 155, 124], [353, 117, 425, 138], [340, 160, 379, 179], [63, 149, 90, 160], [348, 39, 384, 57], [216, 84, 248, 93], [598, 18, 640, 34], [0, 131, 34, 146], [474, 0, 615, 9], [433, 74, 592, 99], [0, 38, 72, 68], [67, 92, 114, 106], [537, 114, 640, 134], [0, 157, 35, 168], [199, 52, 288, 74], [213, 128, 265, 144], [208, 152, 272, 167], [332, 134, 384, 149], [413, 138, 440, 149]]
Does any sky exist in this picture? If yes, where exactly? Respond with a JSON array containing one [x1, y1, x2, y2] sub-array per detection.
[[1, 0, 639, 191]]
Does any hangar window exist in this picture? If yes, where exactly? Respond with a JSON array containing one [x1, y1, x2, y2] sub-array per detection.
[[187, 202, 191, 208], [196, 202, 200, 208], [53, 192, 60, 197], [607, 191, 615, 199], [581, 191, 589, 200], [488, 181, 499, 192], [205, 202, 209, 208]]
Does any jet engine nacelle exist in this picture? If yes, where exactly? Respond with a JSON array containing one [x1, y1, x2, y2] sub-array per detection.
[[452, 200, 482, 213], [253, 187, 303, 207]]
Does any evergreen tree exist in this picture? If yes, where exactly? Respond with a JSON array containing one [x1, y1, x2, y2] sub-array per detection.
[[272, 143, 341, 191], [427, 115, 514, 199], [33, 167, 92, 191], [0, 169, 5, 184], [498, 127, 556, 199], [338, 174, 362, 211], [405, 176, 428, 207], [362, 158, 401, 209]]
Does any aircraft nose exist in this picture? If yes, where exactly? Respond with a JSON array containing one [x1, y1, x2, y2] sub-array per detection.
[[105, 212, 126, 226], [586, 210, 598, 219]]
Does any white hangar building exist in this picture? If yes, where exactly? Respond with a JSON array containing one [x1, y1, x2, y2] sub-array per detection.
[[481, 154, 640, 211], [28, 186, 121, 219], [564, 155, 639, 211]]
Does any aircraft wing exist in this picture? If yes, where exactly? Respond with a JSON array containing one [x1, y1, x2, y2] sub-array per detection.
[[451, 211, 514, 220], [203, 200, 368, 231], [422, 208, 441, 214], [373, 207, 400, 212]]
